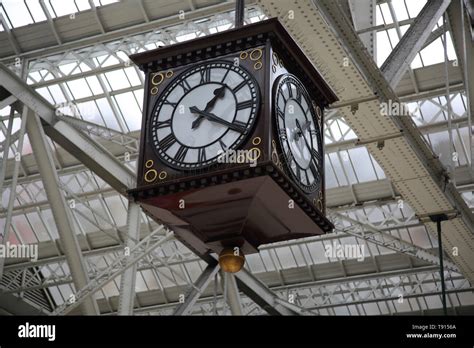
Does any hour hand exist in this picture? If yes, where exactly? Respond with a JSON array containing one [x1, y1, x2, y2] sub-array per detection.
[[294, 120, 311, 140], [189, 106, 246, 133], [192, 86, 227, 129]]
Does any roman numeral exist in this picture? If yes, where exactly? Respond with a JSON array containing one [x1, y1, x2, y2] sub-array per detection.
[[174, 146, 188, 162], [232, 120, 247, 130], [309, 162, 320, 181], [279, 89, 287, 103], [219, 139, 227, 151], [221, 68, 230, 83], [236, 100, 253, 110], [163, 100, 177, 108], [278, 129, 287, 140], [286, 82, 293, 98], [304, 170, 310, 184], [277, 108, 285, 120], [310, 129, 318, 137], [311, 148, 322, 163], [158, 133, 177, 152], [179, 79, 192, 93], [200, 68, 211, 83], [198, 148, 206, 162], [232, 80, 247, 93], [285, 148, 293, 165], [155, 119, 172, 129], [295, 166, 302, 180], [295, 87, 302, 103]]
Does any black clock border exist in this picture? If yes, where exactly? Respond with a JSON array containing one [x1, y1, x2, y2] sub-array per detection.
[[147, 59, 261, 171], [273, 73, 323, 194]]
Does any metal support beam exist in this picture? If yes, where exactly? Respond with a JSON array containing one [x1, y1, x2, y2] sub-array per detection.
[[448, 0, 474, 176], [53, 226, 173, 315], [235, 0, 245, 28], [0, 62, 136, 194], [348, 0, 377, 58], [381, 0, 452, 88], [173, 261, 220, 315], [26, 109, 99, 315], [330, 210, 460, 272], [117, 202, 141, 315], [0, 105, 28, 280], [233, 267, 300, 315], [224, 273, 243, 315]]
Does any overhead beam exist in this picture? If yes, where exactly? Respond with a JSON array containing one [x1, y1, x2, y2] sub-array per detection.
[[26, 109, 99, 315], [0, 62, 136, 194], [173, 261, 220, 315], [0, 1, 247, 64], [448, 0, 474, 175], [52, 227, 173, 315], [117, 202, 141, 315], [380, 0, 452, 88], [348, 0, 377, 58], [233, 267, 300, 315]]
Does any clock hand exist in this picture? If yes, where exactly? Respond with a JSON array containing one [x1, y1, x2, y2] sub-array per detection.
[[189, 106, 246, 133], [295, 119, 312, 151], [294, 120, 311, 141], [192, 85, 226, 129]]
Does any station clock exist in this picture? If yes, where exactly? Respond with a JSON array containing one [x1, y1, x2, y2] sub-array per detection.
[[129, 18, 338, 258]]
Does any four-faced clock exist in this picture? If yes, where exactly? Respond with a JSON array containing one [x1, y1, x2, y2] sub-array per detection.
[[274, 74, 323, 193], [149, 61, 260, 170]]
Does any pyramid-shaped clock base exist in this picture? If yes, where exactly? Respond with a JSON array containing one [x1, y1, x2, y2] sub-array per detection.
[[130, 163, 333, 256]]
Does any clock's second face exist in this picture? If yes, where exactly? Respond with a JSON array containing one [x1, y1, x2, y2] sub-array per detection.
[[149, 60, 260, 170], [274, 74, 323, 193]]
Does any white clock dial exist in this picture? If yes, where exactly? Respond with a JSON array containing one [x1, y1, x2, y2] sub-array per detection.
[[149, 61, 260, 170], [274, 74, 323, 193]]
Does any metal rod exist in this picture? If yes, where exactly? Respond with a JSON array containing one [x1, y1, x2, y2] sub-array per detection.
[[0, 108, 14, 208], [26, 110, 99, 315], [0, 105, 28, 281], [443, 13, 456, 186], [117, 201, 141, 315], [225, 272, 243, 315], [437, 219, 448, 316], [460, 0, 473, 174], [235, 0, 244, 28]]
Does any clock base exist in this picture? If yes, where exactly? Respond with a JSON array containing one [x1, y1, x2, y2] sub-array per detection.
[[129, 162, 333, 256]]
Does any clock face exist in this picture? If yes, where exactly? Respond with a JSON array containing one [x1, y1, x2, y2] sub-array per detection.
[[274, 74, 323, 193], [149, 60, 260, 170]]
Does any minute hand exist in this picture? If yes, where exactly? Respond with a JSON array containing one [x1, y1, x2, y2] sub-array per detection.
[[189, 106, 246, 133]]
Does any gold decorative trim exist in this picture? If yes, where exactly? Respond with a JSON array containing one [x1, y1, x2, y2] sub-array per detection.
[[151, 72, 164, 86], [144, 169, 158, 183], [250, 48, 263, 61], [158, 171, 168, 180], [316, 105, 322, 119], [165, 70, 174, 78], [317, 199, 323, 211], [252, 137, 261, 146], [272, 52, 279, 65], [247, 147, 261, 162], [151, 86, 159, 95], [145, 159, 154, 168], [272, 65, 277, 73], [240, 51, 248, 60], [253, 61, 262, 70]]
